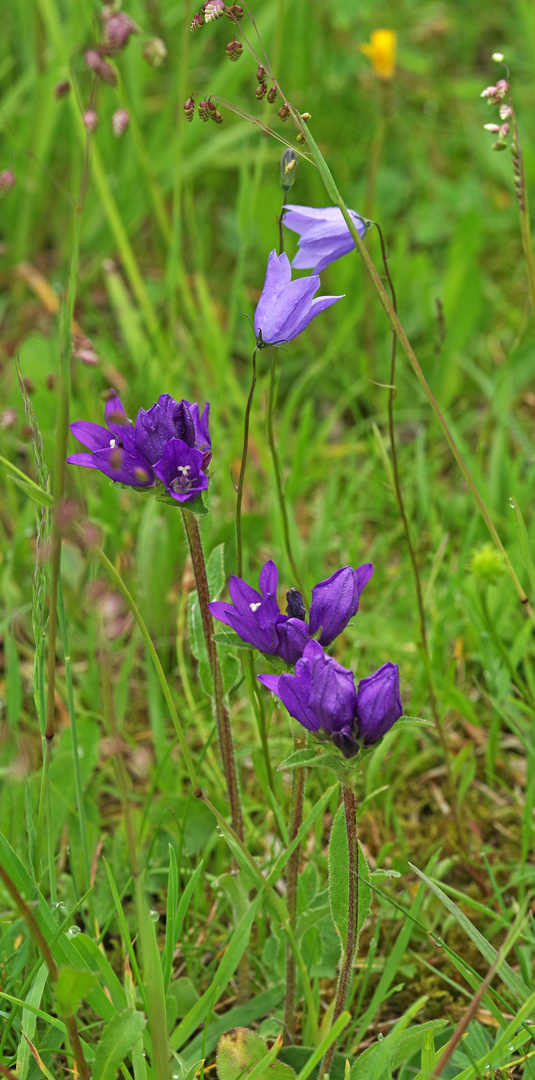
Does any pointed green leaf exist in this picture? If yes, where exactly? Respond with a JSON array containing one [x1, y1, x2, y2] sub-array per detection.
[[92, 1009, 146, 1080]]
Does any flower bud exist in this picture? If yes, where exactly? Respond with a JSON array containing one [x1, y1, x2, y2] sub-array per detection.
[[495, 79, 509, 95], [72, 334, 99, 366], [112, 108, 130, 137], [54, 80, 70, 99], [300, 111, 311, 124], [267, 85, 277, 103], [82, 109, 98, 131], [1, 408, 17, 428], [203, 0, 226, 21], [492, 52, 504, 62], [102, 11, 138, 53], [280, 148, 298, 192], [491, 139, 508, 151], [256, 82, 267, 99], [278, 102, 290, 120], [226, 38, 242, 60], [191, 12, 205, 29], [256, 64, 267, 83], [143, 37, 168, 66], [469, 543, 505, 584], [0, 169, 16, 192], [483, 123, 500, 132], [499, 103, 512, 119], [499, 122, 509, 137], [296, 131, 306, 143], [211, 109, 223, 123], [227, 2, 244, 17], [198, 98, 213, 121], [85, 49, 118, 86], [184, 94, 195, 121], [480, 85, 498, 99]]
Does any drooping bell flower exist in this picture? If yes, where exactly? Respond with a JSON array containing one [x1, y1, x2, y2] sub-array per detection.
[[282, 205, 368, 275], [258, 639, 402, 758], [254, 250, 343, 346]]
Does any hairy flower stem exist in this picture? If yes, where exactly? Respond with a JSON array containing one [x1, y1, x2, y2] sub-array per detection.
[[297, 121, 535, 625], [511, 117, 535, 322], [266, 355, 308, 601], [236, 347, 258, 578], [181, 510, 244, 842], [320, 785, 358, 1079], [283, 735, 306, 1043], [0, 862, 90, 1080], [378, 230, 463, 840]]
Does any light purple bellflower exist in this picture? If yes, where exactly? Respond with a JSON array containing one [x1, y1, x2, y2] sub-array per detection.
[[283, 205, 368, 274], [254, 250, 343, 346], [258, 640, 402, 758], [209, 558, 373, 661]]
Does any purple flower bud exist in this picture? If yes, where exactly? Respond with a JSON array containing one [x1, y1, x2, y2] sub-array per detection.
[[85, 49, 118, 86], [309, 563, 373, 646], [101, 11, 138, 53], [355, 663, 402, 745], [283, 204, 368, 274], [112, 109, 130, 137], [0, 169, 16, 192], [82, 110, 98, 132], [254, 250, 343, 347]]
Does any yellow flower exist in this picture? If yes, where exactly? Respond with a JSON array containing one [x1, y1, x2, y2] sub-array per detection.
[[359, 30, 397, 80]]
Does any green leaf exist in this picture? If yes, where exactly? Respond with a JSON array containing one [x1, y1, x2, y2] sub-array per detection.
[[216, 1027, 296, 1080], [349, 999, 434, 1080], [328, 803, 371, 961], [206, 543, 226, 601], [212, 630, 253, 651], [92, 1009, 146, 1080], [510, 495, 535, 595], [277, 747, 362, 782], [410, 863, 531, 1002], [55, 966, 98, 1018], [157, 492, 209, 514]]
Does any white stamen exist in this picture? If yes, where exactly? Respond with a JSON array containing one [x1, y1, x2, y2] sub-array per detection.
[[177, 465, 191, 474], [250, 602, 262, 612], [110, 438, 116, 448]]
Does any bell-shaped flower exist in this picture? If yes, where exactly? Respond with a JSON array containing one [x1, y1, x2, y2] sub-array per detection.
[[209, 559, 310, 664], [254, 250, 343, 346], [283, 205, 368, 274], [309, 563, 373, 646], [67, 391, 154, 487], [153, 439, 209, 504], [135, 394, 211, 469], [258, 640, 402, 758]]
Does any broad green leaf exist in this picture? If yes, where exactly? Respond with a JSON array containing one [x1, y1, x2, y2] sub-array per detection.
[[16, 963, 49, 1080], [92, 1009, 146, 1080], [157, 492, 209, 514], [329, 802, 371, 961], [216, 1027, 296, 1080], [55, 966, 97, 1017]]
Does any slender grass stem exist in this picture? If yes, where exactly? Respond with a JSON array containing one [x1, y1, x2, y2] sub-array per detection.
[[181, 510, 244, 842], [243, 649, 276, 795], [283, 734, 306, 1043], [236, 347, 258, 578], [512, 117, 535, 322], [320, 785, 358, 1079], [0, 863, 90, 1080], [296, 120, 535, 624], [266, 355, 307, 602]]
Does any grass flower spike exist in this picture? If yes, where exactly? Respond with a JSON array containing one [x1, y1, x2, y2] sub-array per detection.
[[258, 640, 402, 758], [358, 29, 397, 80], [283, 205, 368, 274], [254, 250, 343, 346]]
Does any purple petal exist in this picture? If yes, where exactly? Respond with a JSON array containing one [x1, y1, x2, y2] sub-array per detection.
[[209, 601, 235, 628], [70, 421, 111, 452], [226, 610, 278, 654], [275, 616, 310, 665], [310, 563, 372, 646], [259, 559, 279, 598], [105, 392, 130, 437], [257, 673, 281, 695], [356, 662, 402, 745], [228, 575, 263, 614], [275, 670, 322, 732], [254, 251, 292, 338]]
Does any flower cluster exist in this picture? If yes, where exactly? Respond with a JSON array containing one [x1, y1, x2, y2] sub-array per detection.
[[210, 559, 402, 757], [68, 391, 211, 504]]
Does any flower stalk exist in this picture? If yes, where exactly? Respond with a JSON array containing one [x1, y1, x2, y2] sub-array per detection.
[[319, 785, 358, 1079], [236, 347, 258, 578], [283, 733, 306, 1042], [266, 354, 307, 600], [181, 509, 244, 841]]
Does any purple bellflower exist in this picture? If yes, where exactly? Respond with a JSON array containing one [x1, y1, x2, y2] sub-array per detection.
[[283, 205, 368, 275], [68, 392, 154, 487], [258, 640, 402, 758], [254, 250, 343, 346], [209, 559, 310, 665], [209, 559, 373, 661], [68, 392, 211, 503]]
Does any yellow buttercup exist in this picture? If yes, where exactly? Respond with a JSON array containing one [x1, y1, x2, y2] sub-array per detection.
[[359, 29, 397, 80]]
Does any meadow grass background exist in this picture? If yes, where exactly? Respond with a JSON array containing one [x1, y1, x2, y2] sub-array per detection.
[[2, 0, 535, 1076]]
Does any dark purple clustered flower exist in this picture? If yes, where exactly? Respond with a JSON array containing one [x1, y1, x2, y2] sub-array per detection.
[[258, 639, 402, 758], [254, 250, 343, 346], [283, 205, 368, 274], [209, 559, 372, 663], [68, 391, 211, 503]]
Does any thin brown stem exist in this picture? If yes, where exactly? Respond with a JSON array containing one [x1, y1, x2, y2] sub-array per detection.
[[236, 347, 258, 578], [283, 734, 306, 1042], [320, 786, 358, 1078], [181, 510, 244, 842]]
